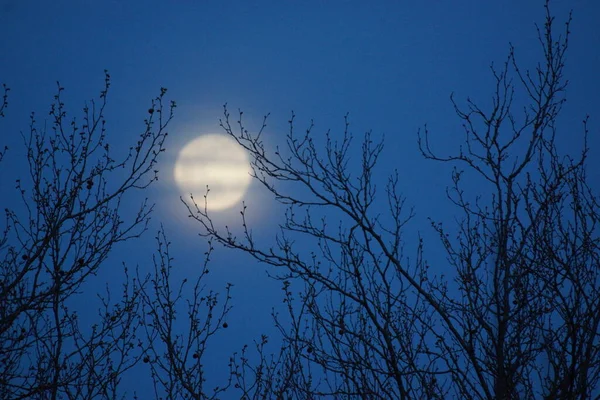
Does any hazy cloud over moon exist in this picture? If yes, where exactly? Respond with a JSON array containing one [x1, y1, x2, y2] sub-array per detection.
[[174, 134, 251, 211]]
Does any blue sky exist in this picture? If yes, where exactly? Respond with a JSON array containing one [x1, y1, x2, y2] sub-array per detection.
[[1, 0, 599, 397]]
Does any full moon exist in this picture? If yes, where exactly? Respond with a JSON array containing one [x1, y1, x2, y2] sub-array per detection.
[[174, 134, 252, 211]]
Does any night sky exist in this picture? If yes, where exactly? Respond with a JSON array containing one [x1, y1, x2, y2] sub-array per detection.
[[1, 0, 599, 397]]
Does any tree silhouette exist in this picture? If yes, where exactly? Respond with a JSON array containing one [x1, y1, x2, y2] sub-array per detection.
[[138, 227, 233, 400], [0, 71, 175, 399], [186, 2, 600, 398], [0, 71, 232, 400]]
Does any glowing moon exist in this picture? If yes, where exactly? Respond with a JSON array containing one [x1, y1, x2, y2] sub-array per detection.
[[174, 134, 251, 211]]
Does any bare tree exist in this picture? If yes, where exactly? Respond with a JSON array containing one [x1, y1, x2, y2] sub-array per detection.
[[186, 2, 600, 399], [138, 226, 233, 400], [0, 71, 175, 399], [417, 5, 600, 398], [0, 83, 9, 163]]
